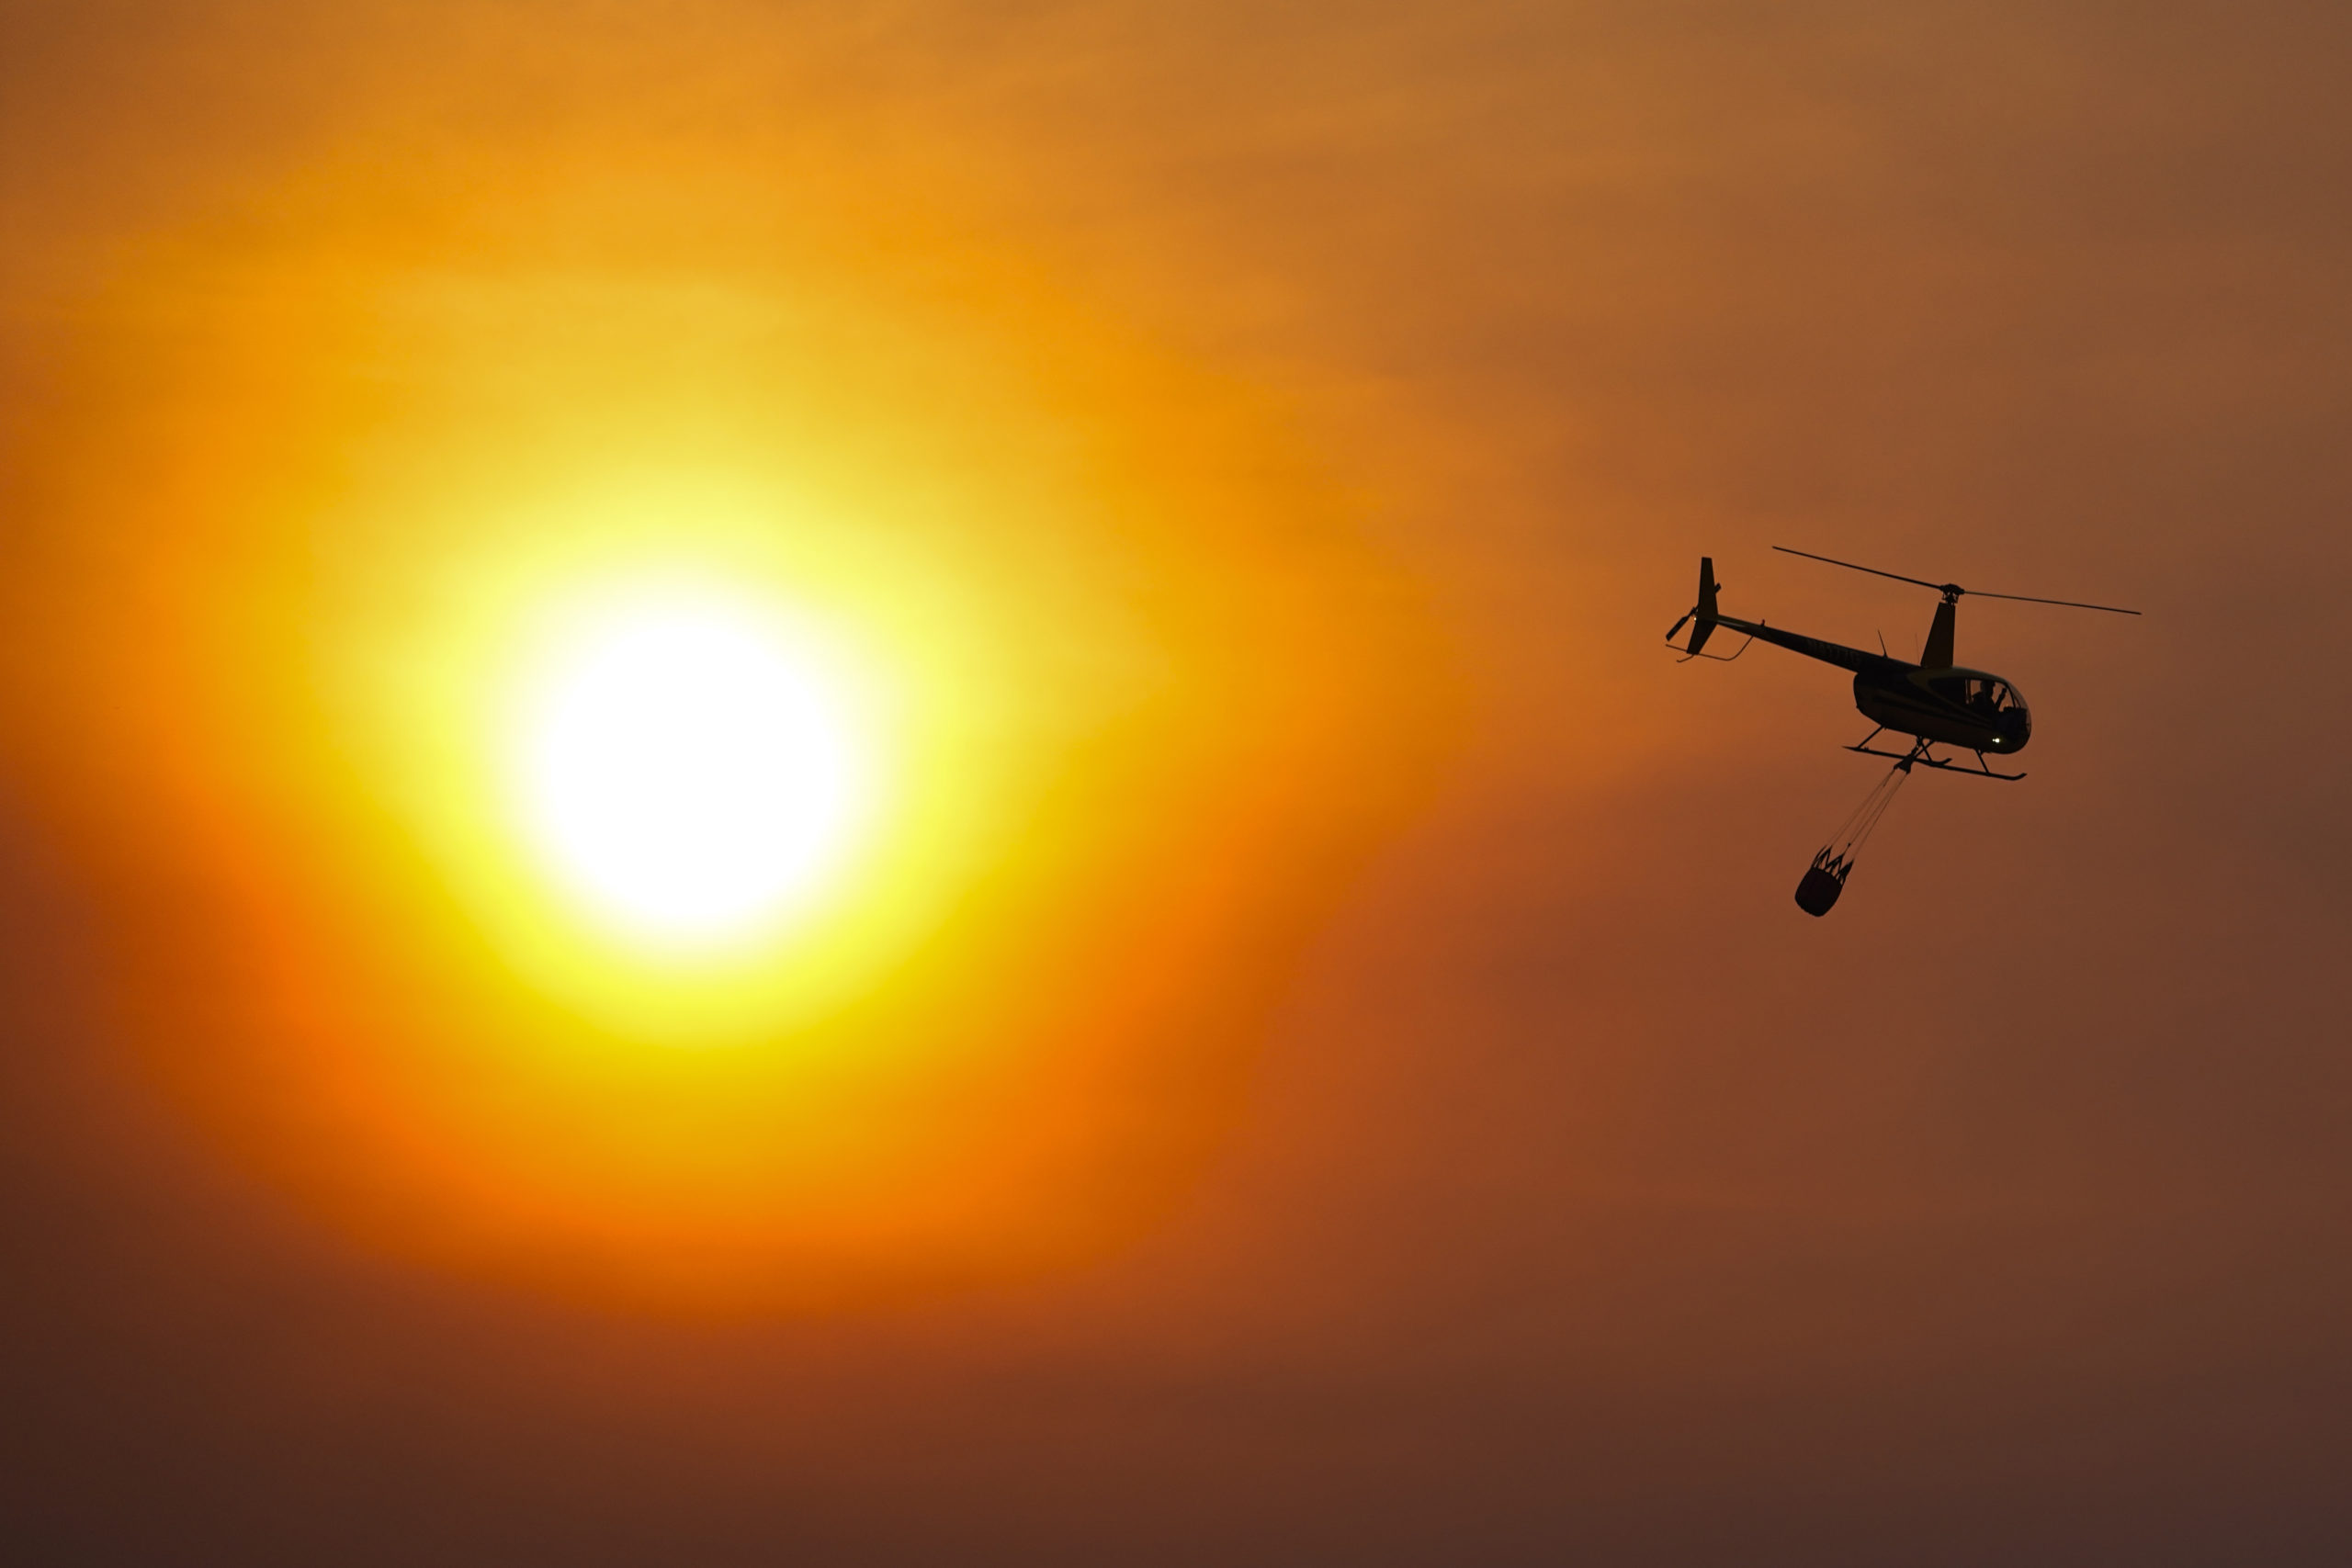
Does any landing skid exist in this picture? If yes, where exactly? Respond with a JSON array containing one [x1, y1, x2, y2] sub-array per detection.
[[1846, 728, 2024, 782]]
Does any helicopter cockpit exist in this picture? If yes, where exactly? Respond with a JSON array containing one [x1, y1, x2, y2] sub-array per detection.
[[1927, 672, 2030, 739]]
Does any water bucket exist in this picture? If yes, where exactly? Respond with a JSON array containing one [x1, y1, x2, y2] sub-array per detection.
[[1794, 863, 1845, 917]]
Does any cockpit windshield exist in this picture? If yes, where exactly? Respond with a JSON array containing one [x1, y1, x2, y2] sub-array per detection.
[[1928, 674, 2025, 718]]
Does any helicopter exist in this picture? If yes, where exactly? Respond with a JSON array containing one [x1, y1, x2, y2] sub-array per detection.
[[1668, 546, 2140, 913]]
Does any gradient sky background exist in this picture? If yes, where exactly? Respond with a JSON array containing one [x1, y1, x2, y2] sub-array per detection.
[[6, 2, 2352, 1562]]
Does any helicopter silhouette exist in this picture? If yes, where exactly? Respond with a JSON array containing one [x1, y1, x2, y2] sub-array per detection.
[[1668, 546, 2140, 914]]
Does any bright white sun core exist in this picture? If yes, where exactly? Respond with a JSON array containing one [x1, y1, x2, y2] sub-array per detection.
[[510, 589, 872, 949]]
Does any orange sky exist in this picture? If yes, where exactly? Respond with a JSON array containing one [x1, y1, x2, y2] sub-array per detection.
[[5, 1, 2351, 1562]]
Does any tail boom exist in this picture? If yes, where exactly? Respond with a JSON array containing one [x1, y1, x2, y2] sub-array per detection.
[[1669, 553, 1906, 675]]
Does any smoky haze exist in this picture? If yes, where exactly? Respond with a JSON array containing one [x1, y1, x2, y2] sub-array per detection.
[[4, 2, 2350, 1563]]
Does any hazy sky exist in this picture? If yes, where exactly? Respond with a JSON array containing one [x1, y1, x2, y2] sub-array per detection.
[[5, 2, 2351, 1562]]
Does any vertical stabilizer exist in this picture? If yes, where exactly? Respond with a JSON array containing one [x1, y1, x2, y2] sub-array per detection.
[[1686, 557, 1720, 655]]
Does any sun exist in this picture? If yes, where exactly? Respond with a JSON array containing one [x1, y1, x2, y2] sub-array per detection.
[[510, 586, 873, 950]]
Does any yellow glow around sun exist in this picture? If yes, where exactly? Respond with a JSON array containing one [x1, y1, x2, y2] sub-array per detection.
[[511, 590, 871, 950], [0, 116, 1455, 1310]]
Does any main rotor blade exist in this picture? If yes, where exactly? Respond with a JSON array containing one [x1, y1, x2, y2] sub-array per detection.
[[1776, 544, 2143, 615], [1771, 545, 1951, 593], [1963, 588, 2143, 615]]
